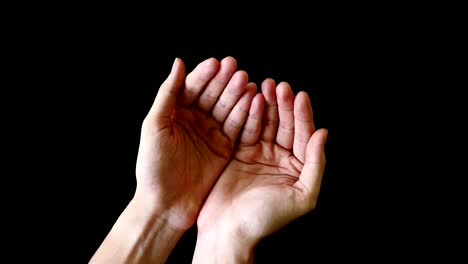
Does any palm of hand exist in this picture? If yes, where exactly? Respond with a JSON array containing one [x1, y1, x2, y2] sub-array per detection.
[[136, 57, 258, 229], [151, 106, 233, 211], [197, 79, 328, 243], [199, 142, 306, 240]]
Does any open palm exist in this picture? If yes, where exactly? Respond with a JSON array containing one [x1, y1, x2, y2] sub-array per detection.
[[197, 79, 328, 245], [136, 57, 257, 230]]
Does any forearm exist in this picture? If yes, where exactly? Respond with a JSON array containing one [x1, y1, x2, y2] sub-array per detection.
[[192, 228, 255, 264], [90, 195, 184, 264]]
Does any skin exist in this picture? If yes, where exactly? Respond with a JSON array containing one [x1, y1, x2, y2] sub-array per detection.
[[90, 56, 257, 264], [90, 56, 328, 264], [135, 56, 257, 230], [193, 79, 328, 263]]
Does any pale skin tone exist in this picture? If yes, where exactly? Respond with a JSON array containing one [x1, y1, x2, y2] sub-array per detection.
[[90, 57, 328, 264], [91, 56, 258, 263], [193, 79, 328, 263]]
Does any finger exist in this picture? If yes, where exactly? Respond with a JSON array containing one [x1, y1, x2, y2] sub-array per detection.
[[197, 56, 237, 112], [259, 78, 279, 141], [295, 128, 328, 206], [223, 83, 257, 142], [276, 82, 295, 149], [179, 57, 219, 106], [148, 58, 185, 118], [239, 93, 265, 145], [293, 92, 316, 163], [212, 70, 248, 123]]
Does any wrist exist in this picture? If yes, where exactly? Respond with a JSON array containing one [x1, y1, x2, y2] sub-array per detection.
[[192, 226, 256, 264], [90, 196, 185, 264], [133, 187, 197, 232]]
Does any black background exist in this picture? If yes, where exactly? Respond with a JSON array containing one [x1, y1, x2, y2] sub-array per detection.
[[18, 3, 458, 263]]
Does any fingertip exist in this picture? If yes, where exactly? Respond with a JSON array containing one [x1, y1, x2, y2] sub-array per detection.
[[277, 82, 293, 100], [251, 93, 265, 116], [307, 128, 329, 153], [318, 128, 328, 142], [294, 91, 313, 115], [253, 92, 265, 105], [171, 57, 184, 74], [206, 57, 219, 64], [229, 71, 249, 91], [205, 57, 220, 73], [242, 83, 257, 107], [236, 70, 249, 82], [261, 78, 277, 104], [296, 91, 310, 101], [217, 57, 237, 76], [246, 82, 257, 92], [222, 56, 237, 66], [149, 58, 185, 118], [323, 128, 329, 142], [171, 57, 179, 72], [189, 57, 220, 83], [261, 78, 276, 91]]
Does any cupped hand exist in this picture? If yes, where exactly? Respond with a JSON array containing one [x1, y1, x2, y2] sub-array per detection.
[[136, 57, 257, 230], [197, 78, 328, 246]]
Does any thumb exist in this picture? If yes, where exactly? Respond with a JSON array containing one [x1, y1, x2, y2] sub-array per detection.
[[148, 58, 186, 118], [297, 128, 328, 201]]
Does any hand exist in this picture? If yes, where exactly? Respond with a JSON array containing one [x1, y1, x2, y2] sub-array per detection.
[[194, 79, 328, 262], [91, 57, 258, 263], [136, 57, 257, 231]]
